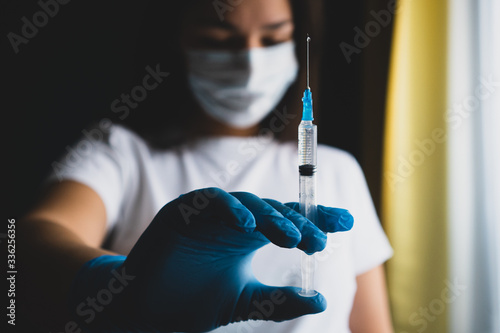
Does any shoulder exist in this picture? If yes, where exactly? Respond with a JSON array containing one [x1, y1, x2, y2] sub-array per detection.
[[317, 144, 364, 179], [104, 124, 149, 150], [314, 144, 369, 206], [317, 144, 358, 165], [92, 123, 157, 162]]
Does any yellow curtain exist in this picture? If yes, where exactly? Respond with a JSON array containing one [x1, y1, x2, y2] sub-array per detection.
[[382, 1, 448, 332]]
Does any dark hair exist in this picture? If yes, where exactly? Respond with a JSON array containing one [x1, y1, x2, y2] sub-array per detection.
[[118, 0, 319, 149]]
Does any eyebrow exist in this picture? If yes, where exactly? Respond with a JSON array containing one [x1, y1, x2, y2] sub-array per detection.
[[195, 18, 293, 31], [261, 19, 293, 30]]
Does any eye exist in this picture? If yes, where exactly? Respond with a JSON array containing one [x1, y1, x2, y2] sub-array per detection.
[[260, 25, 294, 47], [261, 37, 290, 47]]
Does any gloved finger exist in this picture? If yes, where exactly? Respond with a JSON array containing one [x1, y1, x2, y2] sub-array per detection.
[[317, 206, 353, 232], [163, 187, 256, 233], [237, 283, 326, 323], [230, 192, 301, 248], [285, 203, 354, 233], [263, 199, 326, 254]]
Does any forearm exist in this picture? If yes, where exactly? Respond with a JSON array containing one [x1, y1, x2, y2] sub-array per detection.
[[18, 218, 116, 330]]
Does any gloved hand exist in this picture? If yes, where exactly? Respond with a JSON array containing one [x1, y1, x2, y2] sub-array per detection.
[[68, 188, 353, 332]]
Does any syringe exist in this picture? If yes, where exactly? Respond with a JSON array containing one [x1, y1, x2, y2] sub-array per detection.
[[298, 35, 318, 297]]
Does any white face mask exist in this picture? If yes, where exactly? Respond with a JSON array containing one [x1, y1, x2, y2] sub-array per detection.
[[186, 41, 299, 128]]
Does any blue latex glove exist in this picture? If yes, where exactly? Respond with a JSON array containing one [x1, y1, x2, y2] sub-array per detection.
[[68, 188, 353, 332]]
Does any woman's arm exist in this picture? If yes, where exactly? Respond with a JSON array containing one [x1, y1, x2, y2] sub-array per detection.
[[18, 180, 116, 329], [349, 265, 394, 333]]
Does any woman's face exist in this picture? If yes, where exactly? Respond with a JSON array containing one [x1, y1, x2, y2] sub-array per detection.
[[182, 0, 294, 51]]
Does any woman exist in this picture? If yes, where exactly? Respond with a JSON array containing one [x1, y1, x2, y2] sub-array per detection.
[[19, 0, 394, 332]]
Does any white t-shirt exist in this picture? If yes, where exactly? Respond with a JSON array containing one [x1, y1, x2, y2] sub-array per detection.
[[50, 124, 393, 333]]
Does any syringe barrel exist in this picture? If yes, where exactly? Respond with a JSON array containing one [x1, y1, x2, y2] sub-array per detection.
[[299, 170, 317, 297], [299, 174, 317, 221], [298, 119, 317, 221], [298, 120, 317, 169]]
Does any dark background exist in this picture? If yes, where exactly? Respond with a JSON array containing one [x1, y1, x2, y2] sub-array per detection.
[[2, 1, 392, 331]]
